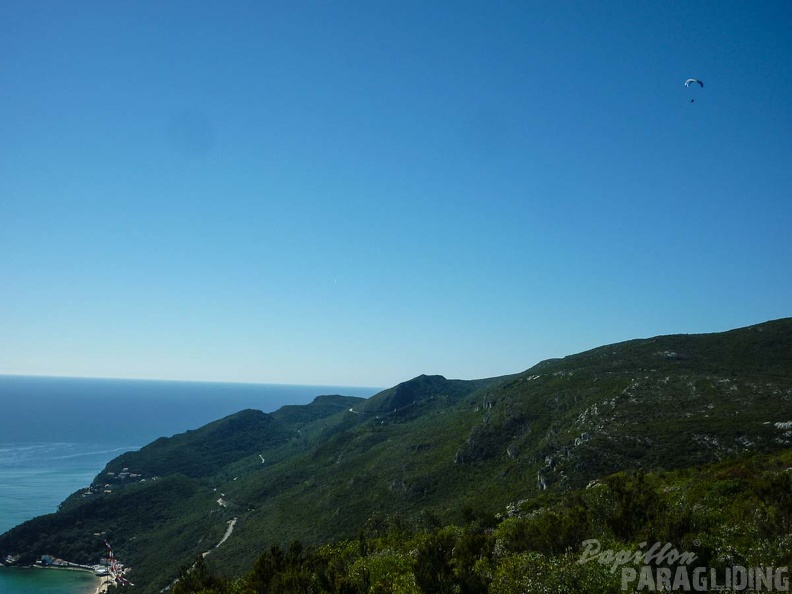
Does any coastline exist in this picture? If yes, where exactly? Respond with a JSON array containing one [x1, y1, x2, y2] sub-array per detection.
[[33, 564, 109, 593], [0, 563, 104, 594], [95, 575, 112, 594]]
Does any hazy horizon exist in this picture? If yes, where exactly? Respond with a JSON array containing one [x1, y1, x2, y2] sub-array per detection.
[[0, 371, 384, 390]]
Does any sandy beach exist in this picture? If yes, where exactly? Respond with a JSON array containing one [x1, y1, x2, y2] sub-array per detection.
[[37, 565, 108, 593], [94, 575, 112, 594]]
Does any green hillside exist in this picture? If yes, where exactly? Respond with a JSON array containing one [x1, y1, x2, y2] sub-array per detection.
[[1, 318, 791, 593], [171, 448, 792, 594], [270, 395, 367, 428], [105, 409, 291, 479]]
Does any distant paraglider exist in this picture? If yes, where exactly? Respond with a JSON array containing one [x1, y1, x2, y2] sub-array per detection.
[[685, 78, 703, 102]]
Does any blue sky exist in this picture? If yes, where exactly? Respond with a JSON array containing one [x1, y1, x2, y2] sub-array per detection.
[[2, 1, 790, 387]]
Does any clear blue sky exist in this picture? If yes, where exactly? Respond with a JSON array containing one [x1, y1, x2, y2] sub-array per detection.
[[2, 1, 790, 387]]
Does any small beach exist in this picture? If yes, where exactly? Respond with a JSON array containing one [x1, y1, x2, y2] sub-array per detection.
[[0, 565, 101, 594], [95, 574, 112, 594]]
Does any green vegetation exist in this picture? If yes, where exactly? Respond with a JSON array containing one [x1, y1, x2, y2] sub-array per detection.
[[105, 409, 292, 479], [1, 318, 791, 593], [157, 449, 792, 593]]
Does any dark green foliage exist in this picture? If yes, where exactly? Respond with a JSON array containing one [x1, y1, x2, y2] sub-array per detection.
[[496, 498, 591, 556], [460, 506, 498, 531], [244, 540, 368, 594], [246, 542, 318, 594], [754, 471, 792, 538], [603, 471, 664, 540], [173, 556, 229, 594], [413, 530, 456, 594], [450, 530, 493, 594]]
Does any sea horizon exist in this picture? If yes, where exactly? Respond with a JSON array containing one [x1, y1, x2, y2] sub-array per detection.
[[0, 376, 381, 594], [0, 371, 383, 390], [0, 374, 382, 445]]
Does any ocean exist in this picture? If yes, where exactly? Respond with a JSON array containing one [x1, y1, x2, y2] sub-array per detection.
[[0, 375, 380, 594]]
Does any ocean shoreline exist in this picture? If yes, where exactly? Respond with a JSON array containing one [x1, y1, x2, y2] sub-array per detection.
[[0, 564, 107, 593], [1, 380, 380, 593]]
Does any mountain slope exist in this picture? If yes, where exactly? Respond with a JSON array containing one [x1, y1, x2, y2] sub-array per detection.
[[1, 318, 791, 593], [467, 318, 792, 487], [270, 394, 367, 428], [104, 409, 290, 479]]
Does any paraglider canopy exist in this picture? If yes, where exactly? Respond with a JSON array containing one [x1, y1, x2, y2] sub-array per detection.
[[685, 78, 704, 88]]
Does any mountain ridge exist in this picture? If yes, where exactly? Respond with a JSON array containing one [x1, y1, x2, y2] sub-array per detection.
[[1, 317, 791, 592]]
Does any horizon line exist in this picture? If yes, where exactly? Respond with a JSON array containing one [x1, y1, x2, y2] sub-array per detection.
[[0, 372, 386, 391]]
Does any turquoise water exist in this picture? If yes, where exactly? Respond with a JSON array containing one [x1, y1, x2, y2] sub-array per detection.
[[0, 442, 124, 594], [0, 567, 100, 594], [0, 443, 141, 534], [0, 376, 379, 593]]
